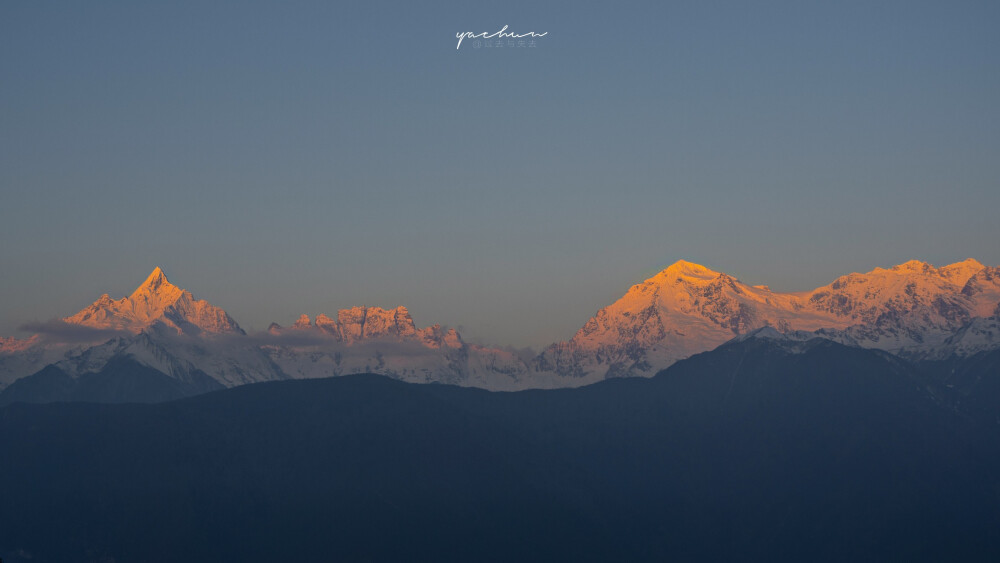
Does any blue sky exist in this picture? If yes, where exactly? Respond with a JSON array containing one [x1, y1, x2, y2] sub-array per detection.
[[2, 1, 998, 347]]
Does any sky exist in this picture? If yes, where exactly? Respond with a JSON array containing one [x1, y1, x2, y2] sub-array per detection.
[[1, 1, 998, 348]]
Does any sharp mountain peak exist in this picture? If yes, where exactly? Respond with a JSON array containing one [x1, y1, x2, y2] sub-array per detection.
[[131, 267, 176, 296], [61, 266, 241, 336]]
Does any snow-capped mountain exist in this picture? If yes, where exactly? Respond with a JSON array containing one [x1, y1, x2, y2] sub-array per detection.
[[534, 260, 839, 382], [58, 268, 282, 387], [2, 259, 999, 396], [961, 265, 1000, 317], [277, 307, 463, 347], [264, 307, 535, 390], [534, 258, 1000, 381], [806, 258, 995, 351], [0, 269, 535, 393], [64, 267, 242, 335], [924, 315, 1000, 359], [0, 268, 281, 391]]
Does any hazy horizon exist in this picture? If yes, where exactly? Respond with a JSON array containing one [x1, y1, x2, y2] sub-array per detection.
[[3, 1, 998, 348], [3, 255, 997, 350]]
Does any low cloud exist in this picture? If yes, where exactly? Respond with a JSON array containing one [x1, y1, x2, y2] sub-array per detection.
[[18, 319, 131, 345], [234, 330, 339, 348], [234, 330, 447, 360], [502, 345, 539, 363]]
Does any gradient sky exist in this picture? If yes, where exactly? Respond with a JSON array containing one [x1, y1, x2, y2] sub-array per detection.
[[2, 1, 998, 348]]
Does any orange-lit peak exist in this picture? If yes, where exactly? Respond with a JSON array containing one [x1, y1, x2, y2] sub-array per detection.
[[948, 258, 986, 269], [131, 267, 176, 296], [889, 260, 933, 274], [658, 260, 720, 280], [147, 266, 168, 283], [874, 258, 987, 286], [938, 258, 987, 285]]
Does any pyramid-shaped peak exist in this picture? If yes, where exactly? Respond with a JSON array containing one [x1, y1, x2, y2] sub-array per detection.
[[148, 266, 168, 282], [63, 267, 241, 335], [133, 267, 176, 295], [658, 260, 722, 280]]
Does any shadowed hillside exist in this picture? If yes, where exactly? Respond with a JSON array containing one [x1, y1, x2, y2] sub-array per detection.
[[2, 337, 999, 562]]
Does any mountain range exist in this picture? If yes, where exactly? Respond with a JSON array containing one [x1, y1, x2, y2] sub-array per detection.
[[2, 258, 999, 401], [3, 262, 1000, 561], [536, 258, 1000, 381]]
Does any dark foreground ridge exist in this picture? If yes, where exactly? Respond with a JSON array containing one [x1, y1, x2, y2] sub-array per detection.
[[2, 337, 999, 562], [0, 356, 223, 406]]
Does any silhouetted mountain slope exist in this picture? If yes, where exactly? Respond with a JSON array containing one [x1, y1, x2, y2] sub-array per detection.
[[425, 338, 1000, 560], [926, 348, 1000, 427], [0, 365, 76, 405], [0, 357, 223, 406], [1, 338, 999, 562], [0, 376, 620, 563]]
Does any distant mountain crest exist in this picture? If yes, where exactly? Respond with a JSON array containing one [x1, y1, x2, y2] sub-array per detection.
[[136, 266, 172, 293], [660, 259, 722, 280], [537, 258, 1000, 380], [272, 306, 462, 348], [63, 267, 242, 336], [3, 259, 999, 394]]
